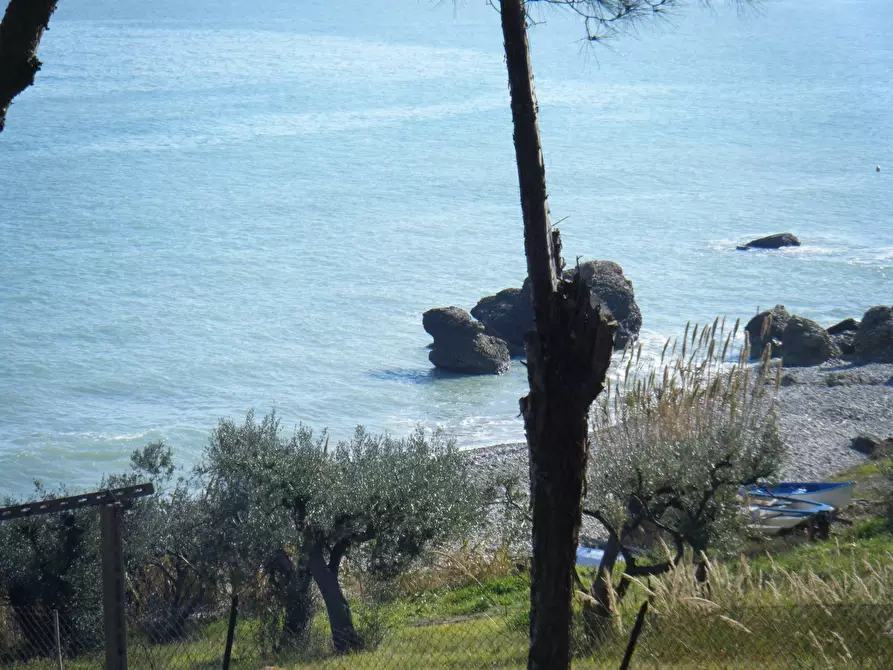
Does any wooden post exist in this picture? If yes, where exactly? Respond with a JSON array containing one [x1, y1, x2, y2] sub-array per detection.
[[100, 504, 127, 670]]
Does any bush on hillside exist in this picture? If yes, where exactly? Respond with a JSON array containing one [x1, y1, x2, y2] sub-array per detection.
[[582, 318, 784, 641]]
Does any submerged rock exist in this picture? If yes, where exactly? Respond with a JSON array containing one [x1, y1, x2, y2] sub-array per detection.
[[736, 233, 801, 250], [745, 305, 790, 359], [781, 316, 839, 367], [853, 306, 893, 363], [423, 307, 510, 374]]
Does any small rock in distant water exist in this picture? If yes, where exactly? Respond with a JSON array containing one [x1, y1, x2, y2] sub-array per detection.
[[736, 232, 801, 250], [827, 318, 860, 335], [745, 305, 790, 359], [849, 433, 893, 459], [853, 306, 893, 363], [781, 316, 839, 367], [423, 307, 510, 375]]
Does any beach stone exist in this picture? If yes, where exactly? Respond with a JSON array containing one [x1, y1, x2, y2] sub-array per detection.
[[781, 316, 839, 367], [849, 434, 893, 459], [853, 306, 893, 363], [423, 307, 510, 374], [428, 332, 510, 375], [827, 318, 860, 335], [573, 260, 642, 350], [779, 373, 800, 387], [736, 232, 801, 250], [825, 371, 872, 387], [745, 305, 790, 359], [831, 331, 857, 357], [471, 288, 532, 357]]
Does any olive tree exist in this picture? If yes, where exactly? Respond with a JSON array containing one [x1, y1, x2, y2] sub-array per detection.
[[581, 320, 784, 640], [106, 443, 218, 642], [0, 483, 103, 655], [201, 412, 485, 654], [198, 411, 313, 651]]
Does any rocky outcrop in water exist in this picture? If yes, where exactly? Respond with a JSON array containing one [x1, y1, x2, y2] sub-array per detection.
[[780, 316, 839, 367], [745, 305, 790, 359], [470, 288, 532, 357], [853, 306, 893, 363], [573, 260, 642, 350], [470, 260, 641, 354], [423, 307, 510, 374], [736, 232, 801, 250]]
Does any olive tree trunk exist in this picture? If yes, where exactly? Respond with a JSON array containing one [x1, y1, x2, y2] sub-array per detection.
[[499, 2, 615, 669], [0, 0, 58, 133], [307, 542, 362, 654]]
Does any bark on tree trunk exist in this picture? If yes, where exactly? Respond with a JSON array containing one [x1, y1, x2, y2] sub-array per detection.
[[0, 0, 59, 133], [280, 564, 313, 648], [308, 544, 362, 654], [499, 2, 615, 669]]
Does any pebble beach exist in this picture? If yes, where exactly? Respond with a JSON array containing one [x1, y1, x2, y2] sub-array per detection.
[[468, 362, 893, 485]]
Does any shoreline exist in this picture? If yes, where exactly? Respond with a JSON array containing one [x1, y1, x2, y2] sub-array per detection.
[[466, 361, 893, 485]]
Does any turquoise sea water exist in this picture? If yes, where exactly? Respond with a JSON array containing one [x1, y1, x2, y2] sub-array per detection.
[[1, 0, 891, 495]]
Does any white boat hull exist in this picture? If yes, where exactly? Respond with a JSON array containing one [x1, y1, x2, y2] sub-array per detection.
[[775, 486, 853, 510]]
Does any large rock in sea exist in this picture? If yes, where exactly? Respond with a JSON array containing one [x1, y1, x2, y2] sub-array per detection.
[[574, 260, 642, 350], [780, 316, 839, 367], [471, 260, 641, 353], [423, 307, 510, 374], [745, 305, 790, 359], [470, 288, 532, 357], [736, 233, 801, 250], [853, 306, 893, 363]]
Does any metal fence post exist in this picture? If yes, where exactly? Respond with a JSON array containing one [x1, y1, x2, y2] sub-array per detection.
[[54, 609, 63, 670], [100, 504, 127, 670], [222, 594, 239, 670]]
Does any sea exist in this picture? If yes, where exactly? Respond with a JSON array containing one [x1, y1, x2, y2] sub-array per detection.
[[1, 0, 890, 495]]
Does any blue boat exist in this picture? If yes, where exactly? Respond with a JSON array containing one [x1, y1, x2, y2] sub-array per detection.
[[576, 545, 626, 568], [747, 481, 854, 510]]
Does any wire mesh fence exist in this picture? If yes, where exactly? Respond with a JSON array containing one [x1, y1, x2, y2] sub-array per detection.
[[3, 601, 892, 668], [0, 605, 74, 670]]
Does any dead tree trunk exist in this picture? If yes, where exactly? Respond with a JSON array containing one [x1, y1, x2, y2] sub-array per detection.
[[0, 0, 59, 133], [499, 2, 615, 668]]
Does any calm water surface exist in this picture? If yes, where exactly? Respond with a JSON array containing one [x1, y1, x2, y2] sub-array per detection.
[[1, 0, 891, 494]]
